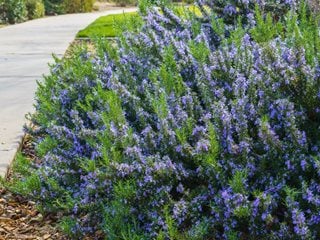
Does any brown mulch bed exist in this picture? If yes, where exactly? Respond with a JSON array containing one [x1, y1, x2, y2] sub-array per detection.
[[0, 188, 66, 240], [4, 135, 103, 240], [2, 136, 68, 240]]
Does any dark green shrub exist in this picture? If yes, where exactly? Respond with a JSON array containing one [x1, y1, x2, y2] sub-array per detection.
[[0, 0, 5, 23], [81, 0, 93, 12], [44, 0, 93, 14], [1, 0, 27, 24], [26, 0, 45, 19], [63, 0, 94, 13], [43, 0, 64, 15]]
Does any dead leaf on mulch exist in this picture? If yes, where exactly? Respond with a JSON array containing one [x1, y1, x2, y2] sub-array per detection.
[[1, 136, 69, 240], [0, 189, 68, 239]]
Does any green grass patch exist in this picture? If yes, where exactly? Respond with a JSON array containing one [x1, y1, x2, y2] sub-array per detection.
[[76, 6, 202, 39], [76, 12, 139, 38]]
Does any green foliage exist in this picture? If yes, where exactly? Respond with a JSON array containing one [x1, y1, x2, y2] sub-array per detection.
[[285, 2, 320, 65], [114, 180, 136, 200], [284, 186, 300, 207], [234, 206, 250, 219], [211, 17, 225, 40], [163, 205, 184, 240], [204, 123, 219, 167], [63, 0, 94, 13], [160, 46, 185, 96], [186, 219, 210, 240], [0, 0, 27, 24], [138, 0, 152, 16], [229, 170, 247, 194], [175, 118, 193, 145], [189, 41, 210, 63], [100, 180, 147, 240], [11, 153, 31, 176], [103, 199, 144, 240], [4, 153, 41, 198], [43, 0, 64, 14], [36, 135, 58, 158], [44, 0, 93, 15], [152, 91, 169, 119], [0, 0, 93, 22], [26, 0, 45, 19], [226, 230, 239, 240], [60, 217, 80, 238], [250, 5, 283, 43], [0, 0, 4, 22], [8, 172, 41, 196]]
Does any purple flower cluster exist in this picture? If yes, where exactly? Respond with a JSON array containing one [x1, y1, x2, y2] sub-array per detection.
[[199, 0, 299, 25], [25, 1, 320, 239]]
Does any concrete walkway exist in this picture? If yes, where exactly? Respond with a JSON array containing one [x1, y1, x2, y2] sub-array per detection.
[[0, 8, 136, 177]]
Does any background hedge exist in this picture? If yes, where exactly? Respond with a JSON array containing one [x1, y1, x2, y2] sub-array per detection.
[[0, 0, 94, 23], [26, 0, 45, 19], [0, 0, 27, 24]]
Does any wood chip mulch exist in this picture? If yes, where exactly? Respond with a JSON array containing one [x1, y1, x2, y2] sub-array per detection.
[[2, 136, 68, 240], [0, 188, 67, 240]]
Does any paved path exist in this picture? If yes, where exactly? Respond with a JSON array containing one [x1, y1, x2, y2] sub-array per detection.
[[0, 8, 136, 177]]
